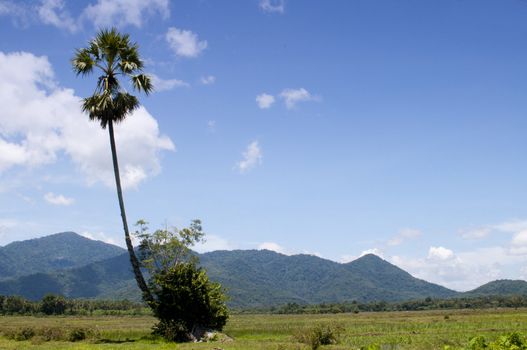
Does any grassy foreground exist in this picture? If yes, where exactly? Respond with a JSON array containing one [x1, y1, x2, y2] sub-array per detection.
[[0, 308, 526, 349]]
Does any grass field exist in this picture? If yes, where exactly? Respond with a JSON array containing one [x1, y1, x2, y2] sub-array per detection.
[[0, 308, 526, 349]]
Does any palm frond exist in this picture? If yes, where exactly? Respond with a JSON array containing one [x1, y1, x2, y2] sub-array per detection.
[[132, 74, 153, 95], [72, 48, 94, 76]]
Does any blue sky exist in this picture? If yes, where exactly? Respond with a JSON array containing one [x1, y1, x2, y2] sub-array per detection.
[[1, 0, 527, 291]]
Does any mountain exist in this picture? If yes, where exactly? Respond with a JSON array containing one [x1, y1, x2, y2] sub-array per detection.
[[0, 243, 456, 308], [200, 250, 456, 308], [463, 280, 527, 297], [1, 233, 526, 308], [0, 232, 125, 280]]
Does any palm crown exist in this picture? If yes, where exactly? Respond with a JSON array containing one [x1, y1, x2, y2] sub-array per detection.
[[72, 28, 153, 128]]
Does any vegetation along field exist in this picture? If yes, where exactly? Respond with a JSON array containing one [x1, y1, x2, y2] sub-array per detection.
[[0, 308, 527, 349]]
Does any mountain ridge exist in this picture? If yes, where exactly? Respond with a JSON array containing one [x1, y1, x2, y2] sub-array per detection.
[[0, 232, 125, 280], [0, 233, 525, 308]]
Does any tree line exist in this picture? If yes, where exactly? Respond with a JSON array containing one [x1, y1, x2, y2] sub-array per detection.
[[0, 294, 147, 316], [245, 295, 527, 314]]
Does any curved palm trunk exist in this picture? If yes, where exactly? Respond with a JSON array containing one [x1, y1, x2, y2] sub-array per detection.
[[108, 120, 154, 305]]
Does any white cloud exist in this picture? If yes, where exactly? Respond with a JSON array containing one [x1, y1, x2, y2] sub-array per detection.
[[236, 141, 262, 173], [200, 75, 216, 85], [0, 1, 28, 22], [166, 27, 207, 58], [82, 0, 169, 28], [259, 0, 285, 14], [150, 73, 188, 92], [510, 230, 527, 255], [44, 192, 74, 206], [258, 242, 289, 255], [80, 231, 120, 246], [38, 0, 78, 33], [0, 51, 175, 189], [280, 88, 319, 109], [459, 227, 491, 240], [494, 220, 527, 233], [194, 235, 234, 253], [360, 248, 384, 259], [256, 93, 275, 109], [428, 246, 455, 260], [387, 228, 421, 246], [390, 245, 527, 291]]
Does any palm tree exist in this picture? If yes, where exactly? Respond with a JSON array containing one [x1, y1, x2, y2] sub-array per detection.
[[72, 28, 154, 304]]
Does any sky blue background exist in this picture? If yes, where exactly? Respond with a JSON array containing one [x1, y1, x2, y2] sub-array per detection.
[[1, 0, 527, 290]]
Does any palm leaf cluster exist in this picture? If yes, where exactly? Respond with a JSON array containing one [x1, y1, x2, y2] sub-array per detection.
[[72, 28, 152, 128]]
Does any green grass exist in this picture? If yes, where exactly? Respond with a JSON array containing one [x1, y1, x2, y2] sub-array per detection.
[[0, 308, 526, 349]]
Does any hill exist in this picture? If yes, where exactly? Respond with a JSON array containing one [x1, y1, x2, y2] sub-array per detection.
[[199, 250, 457, 307], [0, 232, 125, 280], [0, 245, 457, 308], [1, 233, 526, 308], [462, 280, 527, 297]]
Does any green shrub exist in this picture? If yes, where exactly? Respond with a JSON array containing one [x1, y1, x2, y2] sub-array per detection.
[[469, 335, 488, 349], [68, 327, 89, 342], [39, 327, 64, 341], [150, 262, 229, 341], [491, 332, 526, 349], [14, 327, 35, 341], [294, 323, 343, 350], [466, 333, 527, 350]]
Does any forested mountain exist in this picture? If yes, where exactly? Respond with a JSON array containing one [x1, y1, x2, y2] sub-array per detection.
[[199, 250, 457, 307], [463, 280, 527, 297], [0, 233, 525, 308], [0, 232, 125, 280]]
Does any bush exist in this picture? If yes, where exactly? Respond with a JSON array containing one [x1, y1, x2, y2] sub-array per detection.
[[68, 327, 89, 342], [39, 327, 64, 341], [13, 327, 35, 341], [150, 262, 229, 341], [466, 333, 527, 350], [294, 323, 343, 350]]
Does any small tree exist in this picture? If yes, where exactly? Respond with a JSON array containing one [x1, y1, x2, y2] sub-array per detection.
[[135, 220, 228, 342], [40, 294, 67, 315]]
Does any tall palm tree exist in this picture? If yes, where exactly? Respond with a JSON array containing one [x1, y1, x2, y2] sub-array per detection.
[[72, 28, 154, 304]]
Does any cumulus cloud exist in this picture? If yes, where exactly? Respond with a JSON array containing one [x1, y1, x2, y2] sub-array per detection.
[[194, 235, 234, 253], [166, 27, 207, 58], [82, 0, 169, 28], [38, 0, 78, 32], [387, 228, 421, 246], [428, 246, 455, 261], [259, 0, 285, 13], [390, 245, 527, 291], [258, 242, 289, 255], [150, 73, 188, 92], [44, 192, 74, 206], [0, 51, 175, 189], [236, 141, 262, 173], [280, 88, 319, 109], [200, 75, 216, 85], [256, 93, 275, 109]]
